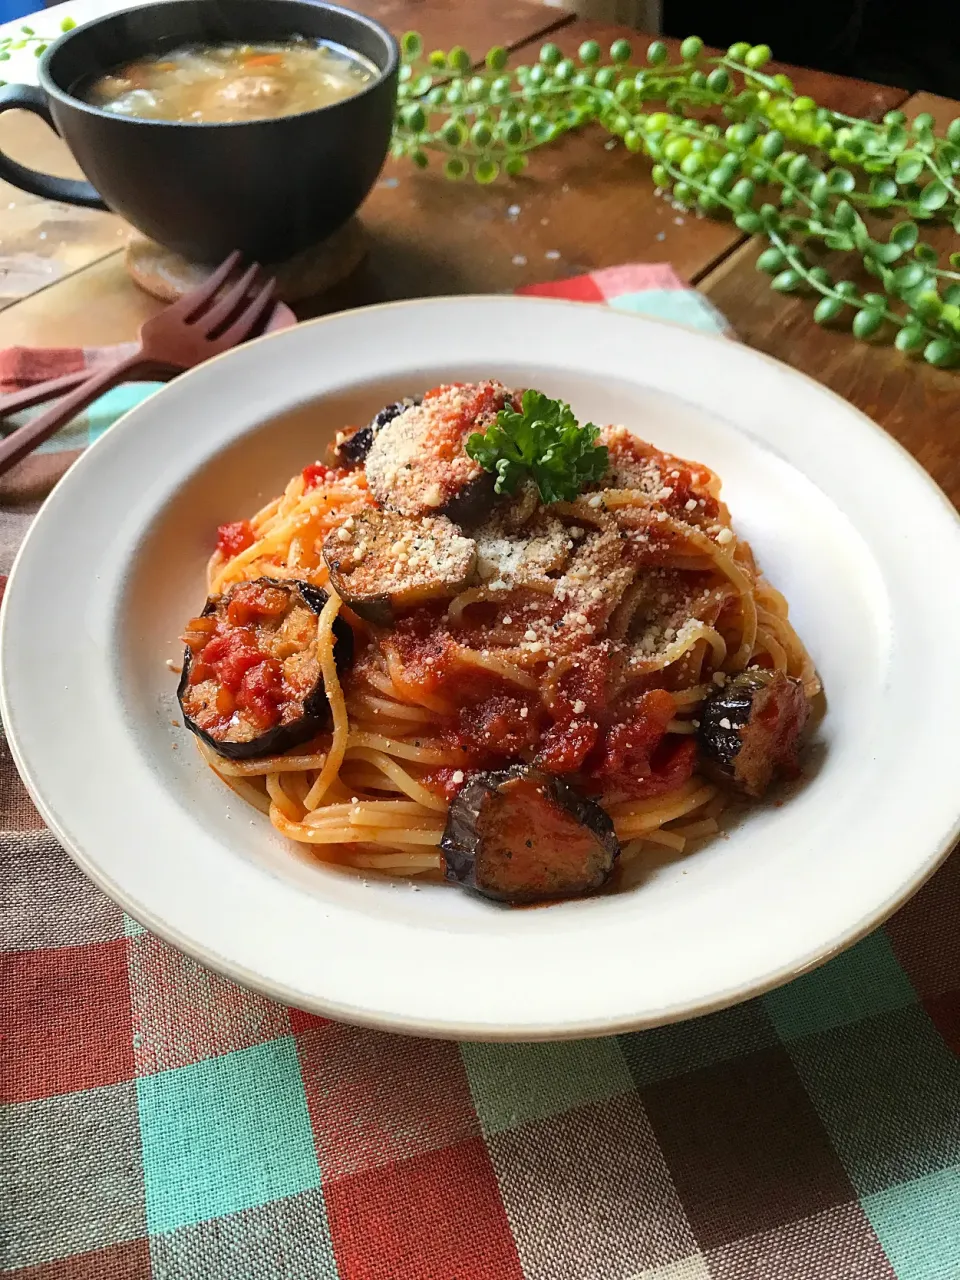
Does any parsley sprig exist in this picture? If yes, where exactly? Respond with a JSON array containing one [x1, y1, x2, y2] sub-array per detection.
[[465, 390, 609, 504]]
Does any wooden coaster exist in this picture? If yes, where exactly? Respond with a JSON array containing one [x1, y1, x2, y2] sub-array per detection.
[[125, 217, 367, 304]]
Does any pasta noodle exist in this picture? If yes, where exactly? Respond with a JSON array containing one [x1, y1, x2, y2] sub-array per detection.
[[179, 387, 819, 894]]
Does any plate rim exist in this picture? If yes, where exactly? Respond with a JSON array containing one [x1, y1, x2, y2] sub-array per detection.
[[3, 293, 960, 1040]]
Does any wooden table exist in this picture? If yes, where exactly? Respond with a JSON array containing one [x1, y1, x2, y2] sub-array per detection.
[[0, 2, 958, 510]]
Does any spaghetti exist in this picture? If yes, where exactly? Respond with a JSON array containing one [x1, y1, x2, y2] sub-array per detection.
[[177, 381, 820, 897]]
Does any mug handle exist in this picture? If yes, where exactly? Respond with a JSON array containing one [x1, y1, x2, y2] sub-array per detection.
[[0, 84, 108, 209]]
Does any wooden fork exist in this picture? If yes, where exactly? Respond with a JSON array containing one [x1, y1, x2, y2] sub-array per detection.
[[0, 252, 278, 477]]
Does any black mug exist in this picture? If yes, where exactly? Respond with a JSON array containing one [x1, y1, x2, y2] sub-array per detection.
[[0, 0, 399, 262]]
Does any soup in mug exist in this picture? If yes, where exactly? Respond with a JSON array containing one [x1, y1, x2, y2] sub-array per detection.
[[83, 38, 379, 123]]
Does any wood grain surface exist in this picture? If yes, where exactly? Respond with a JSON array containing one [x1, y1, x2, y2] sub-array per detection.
[[699, 90, 960, 508]]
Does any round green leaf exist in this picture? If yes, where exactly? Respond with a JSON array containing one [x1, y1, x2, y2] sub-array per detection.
[[869, 175, 898, 203], [760, 130, 784, 161], [814, 297, 844, 324], [892, 262, 927, 293], [914, 290, 943, 321], [835, 280, 859, 299], [504, 154, 527, 176], [485, 45, 507, 70], [759, 203, 781, 230], [919, 180, 949, 210], [442, 118, 467, 146], [728, 41, 751, 61], [578, 39, 601, 64], [944, 283, 960, 305], [786, 154, 811, 184], [470, 120, 493, 147], [809, 267, 832, 289], [610, 38, 633, 63], [594, 66, 616, 89], [501, 119, 524, 147], [756, 247, 786, 275], [539, 42, 561, 66], [473, 157, 499, 183], [730, 177, 755, 206], [885, 123, 908, 153], [411, 149, 429, 169], [679, 35, 703, 60], [771, 268, 802, 293], [744, 44, 771, 69], [646, 40, 668, 65], [444, 156, 466, 179], [924, 337, 960, 367], [914, 242, 939, 265], [402, 104, 426, 132], [60, 16, 76, 30], [833, 199, 856, 229], [895, 325, 926, 352], [890, 221, 919, 250], [912, 112, 935, 132], [735, 211, 763, 233], [895, 153, 924, 184], [826, 167, 855, 193], [707, 68, 730, 92], [869, 240, 906, 265], [852, 308, 884, 339]]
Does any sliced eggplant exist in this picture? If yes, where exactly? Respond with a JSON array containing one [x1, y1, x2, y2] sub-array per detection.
[[178, 577, 353, 760], [363, 381, 518, 527], [332, 396, 422, 467], [697, 668, 809, 798], [473, 514, 570, 590], [323, 509, 477, 625], [442, 765, 620, 903]]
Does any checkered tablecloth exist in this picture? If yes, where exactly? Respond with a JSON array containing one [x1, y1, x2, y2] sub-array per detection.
[[2, 267, 959, 1280]]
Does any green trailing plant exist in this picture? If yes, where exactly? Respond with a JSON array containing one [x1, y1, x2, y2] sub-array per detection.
[[0, 17, 74, 70], [394, 31, 960, 366]]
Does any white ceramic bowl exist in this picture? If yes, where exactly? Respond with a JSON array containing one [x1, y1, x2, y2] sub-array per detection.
[[4, 296, 960, 1039]]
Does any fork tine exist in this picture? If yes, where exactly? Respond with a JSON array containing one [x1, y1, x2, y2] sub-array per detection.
[[193, 262, 262, 336], [165, 250, 243, 320], [213, 278, 279, 349]]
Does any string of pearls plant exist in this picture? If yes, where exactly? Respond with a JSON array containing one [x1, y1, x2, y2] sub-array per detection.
[[394, 32, 960, 366]]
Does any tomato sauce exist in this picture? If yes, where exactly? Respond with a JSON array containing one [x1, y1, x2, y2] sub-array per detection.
[[184, 582, 307, 732], [216, 520, 255, 559], [379, 609, 696, 800]]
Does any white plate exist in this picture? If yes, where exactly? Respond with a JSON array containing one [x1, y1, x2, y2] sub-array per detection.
[[4, 296, 960, 1040]]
